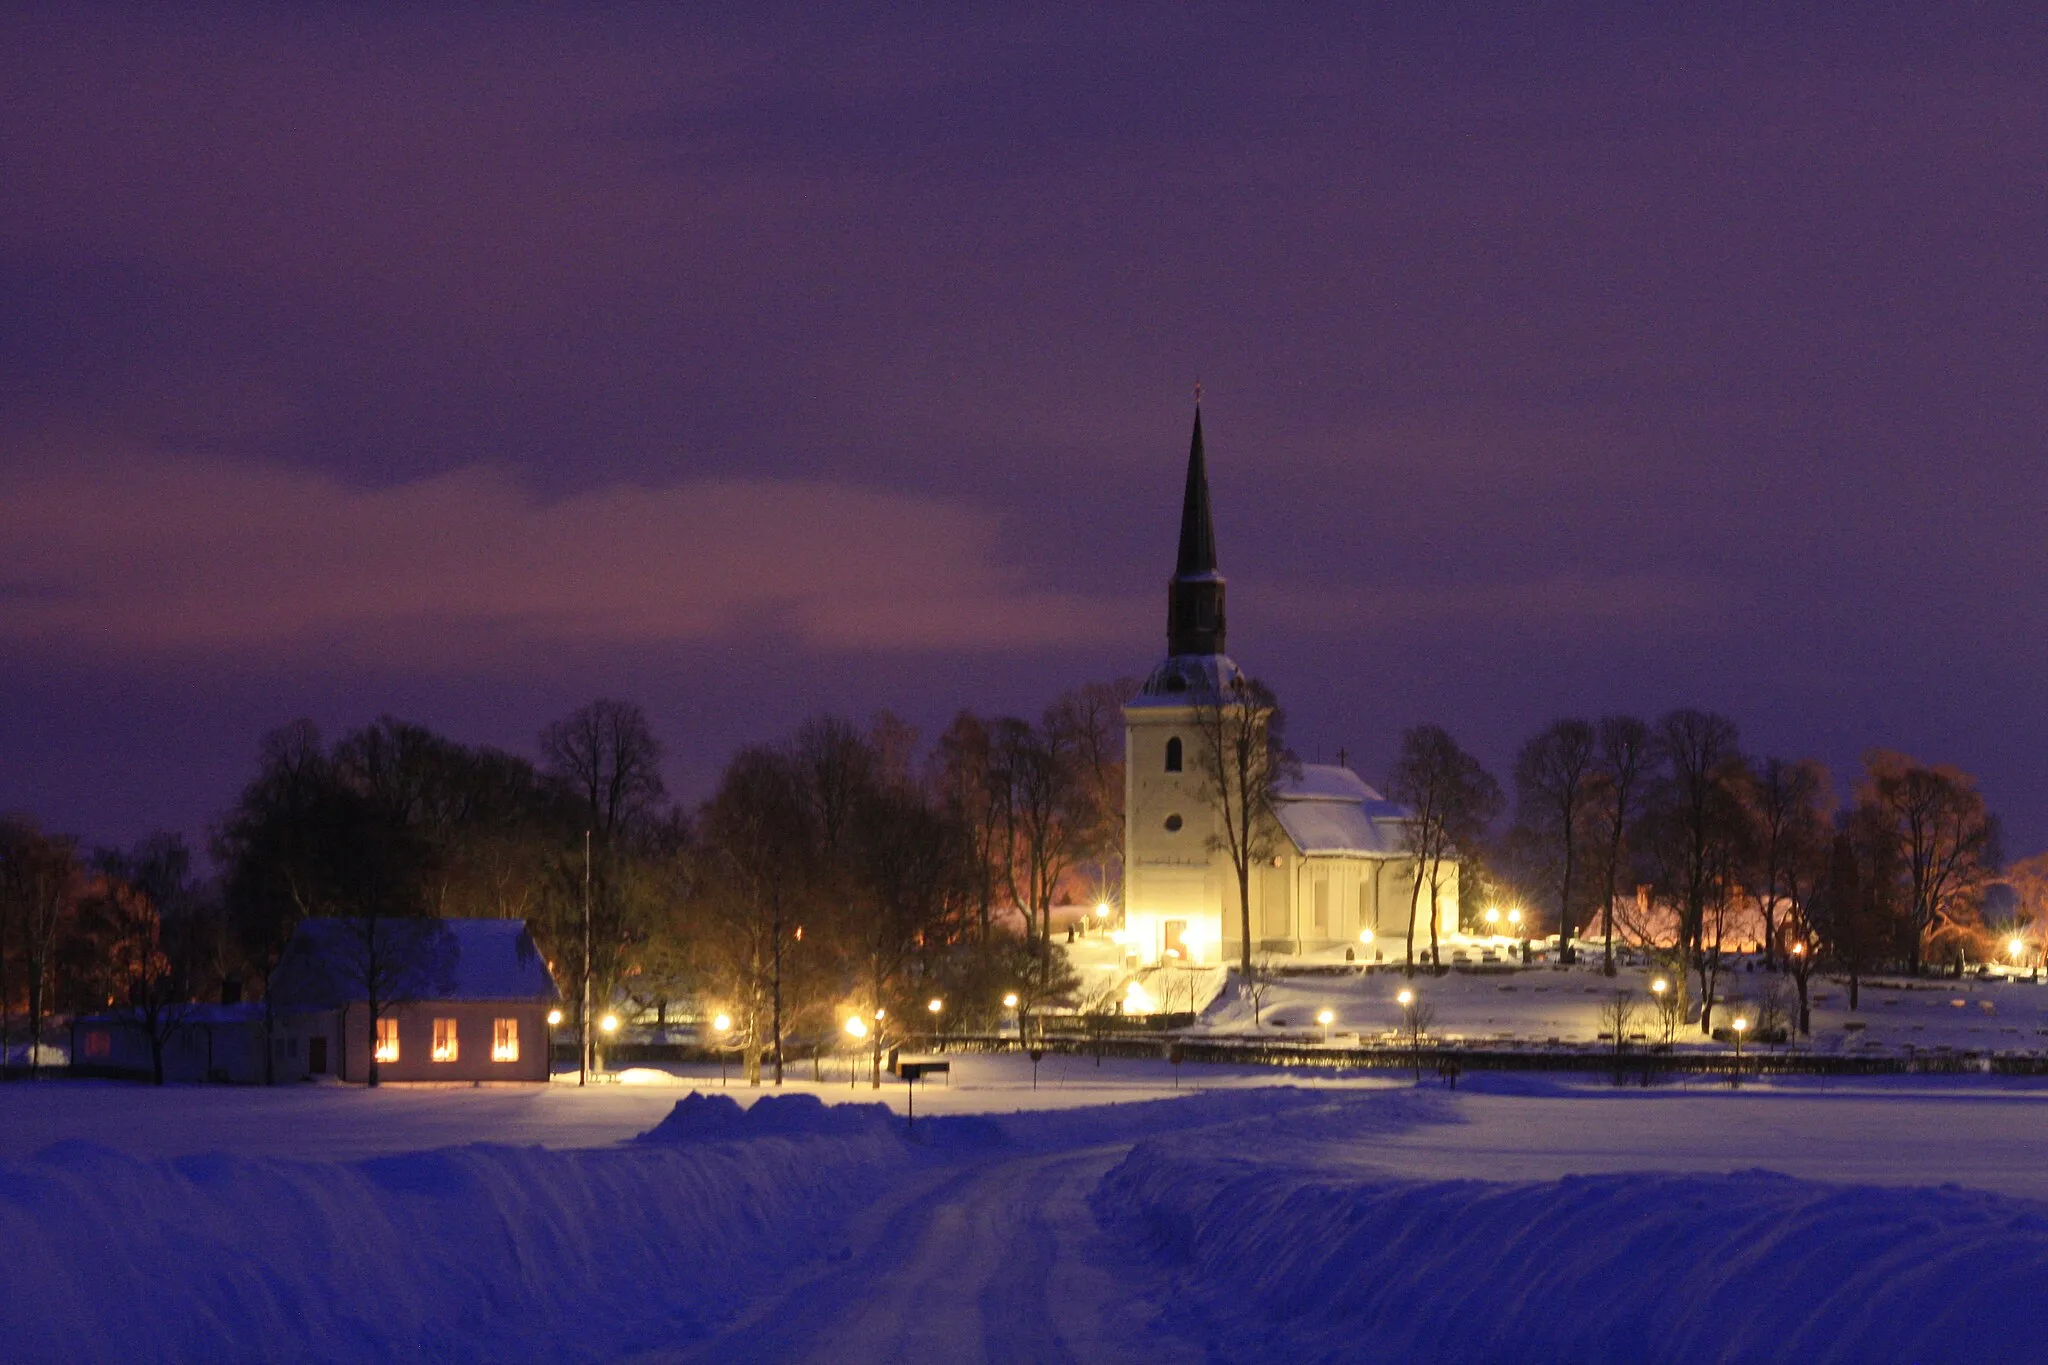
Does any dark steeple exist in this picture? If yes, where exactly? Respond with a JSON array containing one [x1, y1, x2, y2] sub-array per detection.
[[1166, 405, 1227, 656]]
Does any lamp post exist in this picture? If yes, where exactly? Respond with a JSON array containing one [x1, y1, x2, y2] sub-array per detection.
[[1484, 907, 1500, 936], [1396, 987, 1420, 1081], [1730, 1015, 1749, 1086], [1650, 977, 1673, 1047], [713, 1012, 733, 1086], [928, 997, 944, 1051], [596, 1013, 619, 1080], [844, 1015, 867, 1089], [1317, 1008, 1335, 1045]]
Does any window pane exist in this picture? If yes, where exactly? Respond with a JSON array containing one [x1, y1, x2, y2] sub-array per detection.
[[432, 1018, 458, 1063], [375, 1016, 399, 1063], [492, 1018, 519, 1063]]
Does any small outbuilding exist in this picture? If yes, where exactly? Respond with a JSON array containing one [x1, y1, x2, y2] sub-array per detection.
[[269, 918, 560, 1084], [70, 1003, 270, 1084]]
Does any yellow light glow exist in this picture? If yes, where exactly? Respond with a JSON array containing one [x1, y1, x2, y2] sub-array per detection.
[[1733, 1017, 1749, 1032], [1508, 909, 1523, 926], [374, 1017, 399, 1064], [599, 1014, 619, 1034], [1095, 902, 1110, 918], [1790, 942, 1806, 956], [1651, 978, 1669, 995], [1358, 928, 1375, 945], [1316, 1009, 1334, 1026], [927, 998, 944, 1014], [546, 1009, 564, 1027], [492, 1018, 519, 1062], [1396, 988, 1414, 1007], [1002, 992, 1020, 1009], [875, 1008, 886, 1020], [712, 1012, 732, 1033], [2011, 938, 2027, 959], [844, 1016, 868, 1039], [1124, 979, 1155, 1013], [1484, 908, 1500, 925], [432, 1017, 458, 1063]]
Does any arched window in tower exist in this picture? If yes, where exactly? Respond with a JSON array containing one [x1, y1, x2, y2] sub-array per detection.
[[1165, 737, 1183, 773]]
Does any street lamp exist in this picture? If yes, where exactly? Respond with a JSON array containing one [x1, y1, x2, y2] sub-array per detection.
[[1484, 907, 1500, 934], [844, 1015, 867, 1040], [1316, 1007, 1335, 1044], [713, 1012, 733, 1086], [546, 1008, 563, 1027], [1395, 988, 1421, 1080], [1002, 992, 1020, 1009], [1731, 1014, 1750, 1083], [1358, 928, 1375, 945]]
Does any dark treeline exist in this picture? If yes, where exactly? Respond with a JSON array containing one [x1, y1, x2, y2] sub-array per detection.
[[0, 684, 1134, 1082], [1419, 709, 2006, 1037]]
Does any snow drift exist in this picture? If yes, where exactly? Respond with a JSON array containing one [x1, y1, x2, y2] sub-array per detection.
[[1098, 1141, 2048, 1364], [0, 1117, 912, 1364]]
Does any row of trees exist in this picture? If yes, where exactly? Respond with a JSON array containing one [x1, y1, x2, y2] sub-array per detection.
[[1493, 711, 2001, 1035], [0, 685, 1135, 1083]]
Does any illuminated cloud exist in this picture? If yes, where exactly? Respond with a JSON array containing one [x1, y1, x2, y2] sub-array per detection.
[[0, 447, 1141, 664]]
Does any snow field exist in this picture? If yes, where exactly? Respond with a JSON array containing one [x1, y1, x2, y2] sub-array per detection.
[[0, 1098, 919, 1365], [1098, 1140, 2048, 1364]]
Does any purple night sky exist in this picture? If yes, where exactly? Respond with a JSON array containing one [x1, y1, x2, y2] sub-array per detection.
[[3, 7, 2045, 855]]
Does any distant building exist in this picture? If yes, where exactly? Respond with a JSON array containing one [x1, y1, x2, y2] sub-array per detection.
[[70, 1003, 270, 1084], [269, 918, 560, 1083], [1121, 408, 1456, 967]]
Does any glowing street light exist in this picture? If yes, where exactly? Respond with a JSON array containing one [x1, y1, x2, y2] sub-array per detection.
[[712, 1012, 733, 1034], [1358, 928, 1375, 945], [599, 1013, 620, 1034], [546, 1009, 564, 1027], [927, 998, 944, 1014], [1316, 1007, 1335, 1044], [1095, 902, 1111, 919], [1650, 978, 1669, 996], [2011, 937, 2028, 962], [1731, 1014, 1750, 1080], [1397, 987, 1414, 1007], [844, 1015, 868, 1040], [1002, 992, 1020, 1009], [1483, 907, 1501, 932], [1507, 908, 1523, 929]]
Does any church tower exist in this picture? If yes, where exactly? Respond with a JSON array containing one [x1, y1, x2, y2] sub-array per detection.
[[1119, 405, 1241, 968]]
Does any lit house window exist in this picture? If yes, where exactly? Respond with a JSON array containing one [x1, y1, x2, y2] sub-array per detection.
[[432, 1018, 459, 1063], [84, 1030, 111, 1059], [492, 1018, 519, 1063], [374, 1017, 399, 1064]]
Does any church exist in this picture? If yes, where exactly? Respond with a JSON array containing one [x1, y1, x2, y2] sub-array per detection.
[[1119, 407, 1459, 969]]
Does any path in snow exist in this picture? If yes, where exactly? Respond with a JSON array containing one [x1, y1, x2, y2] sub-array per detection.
[[644, 1147, 1199, 1365]]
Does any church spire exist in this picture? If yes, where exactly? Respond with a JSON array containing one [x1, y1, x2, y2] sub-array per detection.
[[1166, 403, 1227, 657]]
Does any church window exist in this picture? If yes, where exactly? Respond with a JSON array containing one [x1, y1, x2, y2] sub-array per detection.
[[432, 1018, 459, 1063], [1165, 737, 1183, 772], [1164, 814, 1183, 833], [374, 1016, 399, 1064], [492, 1018, 520, 1063]]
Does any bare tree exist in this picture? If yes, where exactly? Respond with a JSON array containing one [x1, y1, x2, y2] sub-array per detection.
[[1190, 675, 1295, 977], [1513, 719, 1600, 965], [1861, 751, 2001, 974], [1045, 679, 1139, 909], [0, 818, 82, 1077], [931, 712, 1006, 942], [1598, 989, 1638, 1077], [1643, 710, 1751, 1033], [1592, 716, 1652, 976], [1389, 725, 1502, 976], [1750, 759, 1834, 1033], [1000, 719, 1086, 961], [541, 699, 667, 843]]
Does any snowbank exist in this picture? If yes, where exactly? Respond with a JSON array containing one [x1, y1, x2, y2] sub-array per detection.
[[1097, 1141, 2048, 1364], [0, 1110, 914, 1364]]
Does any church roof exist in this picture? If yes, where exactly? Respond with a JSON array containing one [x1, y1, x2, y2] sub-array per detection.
[[1131, 651, 1243, 706], [1176, 407, 1219, 577], [1272, 763, 1411, 856], [272, 918, 561, 1006]]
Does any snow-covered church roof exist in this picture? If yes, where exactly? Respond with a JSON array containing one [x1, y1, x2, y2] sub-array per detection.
[[1272, 764, 1411, 857]]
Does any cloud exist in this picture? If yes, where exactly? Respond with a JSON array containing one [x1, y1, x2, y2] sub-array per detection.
[[0, 447, 1143, 665]]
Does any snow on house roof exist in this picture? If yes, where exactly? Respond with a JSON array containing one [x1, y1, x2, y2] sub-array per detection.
[[1272, 763, 1411, 856], [274, 918, 561, 1006]]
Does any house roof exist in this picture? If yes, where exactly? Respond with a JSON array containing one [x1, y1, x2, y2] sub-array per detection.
[[273, 918, 561, 1006], [1272, 763, 1412, 857]]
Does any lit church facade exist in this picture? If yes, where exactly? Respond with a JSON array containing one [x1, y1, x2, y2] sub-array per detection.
[[1119, 408, 1458, 968]]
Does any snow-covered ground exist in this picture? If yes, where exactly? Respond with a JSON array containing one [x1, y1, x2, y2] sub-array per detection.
[[9, 1060, 2048, 1362]]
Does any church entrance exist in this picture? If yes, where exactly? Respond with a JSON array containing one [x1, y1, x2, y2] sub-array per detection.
[[1162, 919, 1188, 961]]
